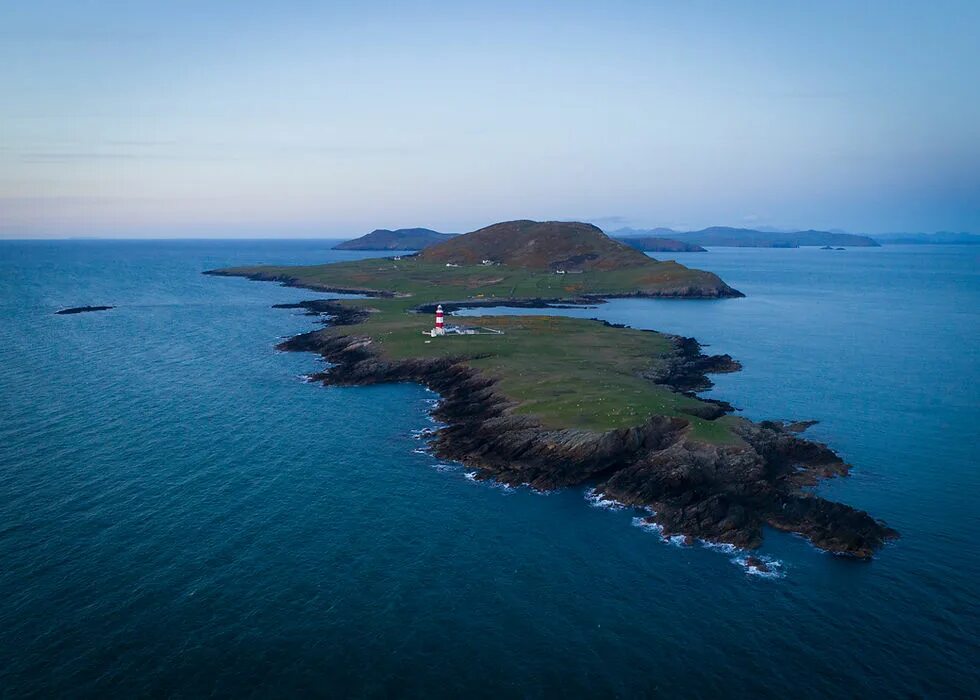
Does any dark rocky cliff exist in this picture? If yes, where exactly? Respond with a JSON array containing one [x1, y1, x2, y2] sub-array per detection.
[[276, 300, 897, 559]]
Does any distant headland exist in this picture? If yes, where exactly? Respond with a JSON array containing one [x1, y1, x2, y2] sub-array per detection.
[[330, 223, 889, 251], [611, 226, 880, 248], [870, 231, 980, 244], [333, 227, 457, 250], [206, 219, 896, 559], [617, 237, 706, 253]]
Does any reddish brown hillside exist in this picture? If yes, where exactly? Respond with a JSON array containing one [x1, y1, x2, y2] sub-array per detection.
[[419, 220, 654, 271]]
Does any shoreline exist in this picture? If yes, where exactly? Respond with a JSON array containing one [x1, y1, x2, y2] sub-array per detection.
[[269, 296, 897, 559]]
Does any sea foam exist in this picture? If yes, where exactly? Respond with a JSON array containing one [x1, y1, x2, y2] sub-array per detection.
[[463, 471, 515, 493], [430, 462, 458, 473], [585, 488, 626, 511], [731, 554, 785, 579]]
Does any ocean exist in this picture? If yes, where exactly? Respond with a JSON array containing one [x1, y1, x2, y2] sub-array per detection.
[[0, 240, 977, 697]]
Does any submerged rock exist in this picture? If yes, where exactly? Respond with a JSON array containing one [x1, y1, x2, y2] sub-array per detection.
[[744, 556, 770, 573]]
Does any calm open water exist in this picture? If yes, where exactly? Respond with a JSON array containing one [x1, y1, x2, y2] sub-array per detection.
[[0, 241, 977, 698]]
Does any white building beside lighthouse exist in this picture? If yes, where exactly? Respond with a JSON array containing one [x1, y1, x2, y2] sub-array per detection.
[[425, 304, 503, 338]]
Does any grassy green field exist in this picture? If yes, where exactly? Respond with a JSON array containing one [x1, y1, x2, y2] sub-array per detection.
[[219, 258, 742, 442], [220, 257, 736, 302]]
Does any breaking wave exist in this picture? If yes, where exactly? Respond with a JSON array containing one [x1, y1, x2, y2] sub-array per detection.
[[701, 541, 740, 555], [464, 471, 515, 493], [631, 515, 664, 536], [585, 488, 626, 511], [430, 462, 459, 472], [731, 555, 785, 579]]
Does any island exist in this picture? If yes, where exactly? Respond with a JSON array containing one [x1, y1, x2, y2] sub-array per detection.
[[206, 219, 897, 558], [333, 227, 457, 250], [55, 305, 114, 315], [612, 226, 880, 248], [871, 231, 980, 244], [615, 236, 706, 253]]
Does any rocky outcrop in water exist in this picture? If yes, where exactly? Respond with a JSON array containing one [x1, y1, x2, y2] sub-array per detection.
[[55, 305, 114, 315]]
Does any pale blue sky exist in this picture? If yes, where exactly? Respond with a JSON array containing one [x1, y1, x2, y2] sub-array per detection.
[[2, 0, 978, 238]]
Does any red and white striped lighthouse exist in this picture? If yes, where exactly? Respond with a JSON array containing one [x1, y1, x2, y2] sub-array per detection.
[[435, 304, 445, 333]]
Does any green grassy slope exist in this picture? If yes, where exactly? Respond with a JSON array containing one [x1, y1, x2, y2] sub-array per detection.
[[214, 255, 743, 442], [339, 305, 741, 441], [218, 256, 738, 300], [418, 220, 652, 270]]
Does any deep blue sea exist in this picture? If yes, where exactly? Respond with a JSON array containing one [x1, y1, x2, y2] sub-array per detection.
[[1, 241, 977, 698]]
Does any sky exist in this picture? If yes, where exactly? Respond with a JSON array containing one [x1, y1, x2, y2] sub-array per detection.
[[2, 0, 978, 238]]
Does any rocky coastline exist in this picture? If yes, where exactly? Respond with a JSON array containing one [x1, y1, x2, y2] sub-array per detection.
[[275, 299, 897, 559]]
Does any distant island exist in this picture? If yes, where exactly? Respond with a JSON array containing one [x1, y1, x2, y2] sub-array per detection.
[[615, 237, 706, 253], [207, 219, 896, 559], [337, 225, 704, 254], [415, 220, 694, 272], [333, 227, 457, 250], [331, 223, 980, 251], [611, 226, 880, 248], [871, 232, 980, 244]]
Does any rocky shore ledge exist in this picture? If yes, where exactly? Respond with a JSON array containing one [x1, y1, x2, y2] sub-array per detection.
[[275, 299, 897, 559]]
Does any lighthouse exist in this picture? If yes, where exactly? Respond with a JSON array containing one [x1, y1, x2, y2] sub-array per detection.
[[434, 304, 445, 336]]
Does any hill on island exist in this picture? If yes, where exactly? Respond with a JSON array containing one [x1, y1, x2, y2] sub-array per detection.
[[206, 217, 895, 559], [612, 226, 879, 248], [615, 237, 706, 253], [419, 220, 654, 271], [333, 228, 457, 250]]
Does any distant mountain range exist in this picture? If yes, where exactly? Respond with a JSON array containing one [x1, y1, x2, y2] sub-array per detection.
[[615, 236, 706, 253], [333, 224, 977, 252], [870, 232, 980, 244], [610, 227, 879, 248], [333, 228, 457, 250]]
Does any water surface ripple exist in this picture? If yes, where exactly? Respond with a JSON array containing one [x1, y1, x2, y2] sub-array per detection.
[[1, 241, 977, 697]]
